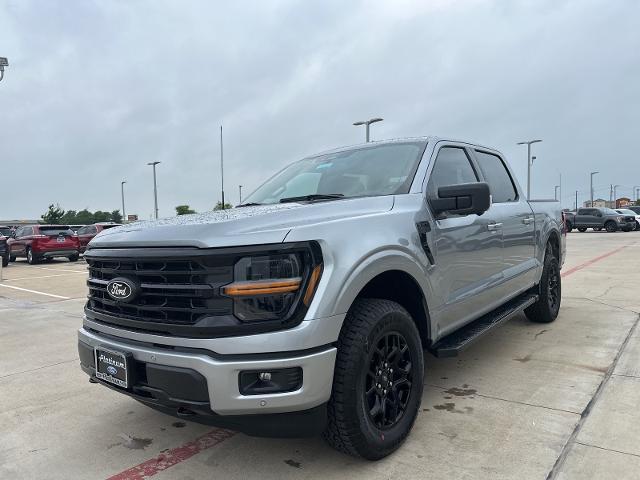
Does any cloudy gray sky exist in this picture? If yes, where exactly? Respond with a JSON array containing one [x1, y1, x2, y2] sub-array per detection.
[[1, 0, 639, 220]]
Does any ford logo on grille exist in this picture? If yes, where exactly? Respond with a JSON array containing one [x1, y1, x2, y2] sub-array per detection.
[[106, 365, 118, 376], [106, 277, 138, 302]]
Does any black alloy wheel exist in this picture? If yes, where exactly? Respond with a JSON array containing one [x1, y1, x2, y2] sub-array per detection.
[[365, 332, 413, 429]]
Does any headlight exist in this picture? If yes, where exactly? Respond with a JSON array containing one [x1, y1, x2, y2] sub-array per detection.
[[222, 245, 323, 322]]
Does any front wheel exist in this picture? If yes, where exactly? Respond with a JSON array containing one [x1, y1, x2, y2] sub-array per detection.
[[324, 298, 424, 460], [68, 254, 79, 262], [605, 221, 617, 233], [577, 227, 587, 232]]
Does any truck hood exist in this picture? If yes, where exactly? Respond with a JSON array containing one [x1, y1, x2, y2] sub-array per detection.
[[89, 196, 395, 249]]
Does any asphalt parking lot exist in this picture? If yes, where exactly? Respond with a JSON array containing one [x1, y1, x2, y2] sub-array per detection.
[[1, 232, 640, 479]]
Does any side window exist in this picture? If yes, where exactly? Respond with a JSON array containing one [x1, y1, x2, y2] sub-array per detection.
[[474, 151, 518, 203], [14, 227, 23, 238], [22, 227, 33, 237], [427, 147, 478, 196], [89, 226, 98, 235], [77, 226, 88, 235], [577, 209, 587, 215]]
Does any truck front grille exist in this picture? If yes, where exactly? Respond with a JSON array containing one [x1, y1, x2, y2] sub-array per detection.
[[85, 248, 237, 336]]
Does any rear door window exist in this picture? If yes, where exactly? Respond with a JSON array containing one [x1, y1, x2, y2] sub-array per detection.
[[474, 151, 518, 203]]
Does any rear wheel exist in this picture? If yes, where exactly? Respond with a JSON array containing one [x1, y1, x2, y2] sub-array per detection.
[[26, 247, 38, 265], [577, 227, 587, 232], [525, 245, 561, 324], [324, 298, 424, 460], [9, 254, 15, 262], [605, 221, 617, 233], [68, 254, 79, 262]]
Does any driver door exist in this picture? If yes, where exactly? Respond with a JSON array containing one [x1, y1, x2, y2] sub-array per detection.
[[425, 143, 505, 338]]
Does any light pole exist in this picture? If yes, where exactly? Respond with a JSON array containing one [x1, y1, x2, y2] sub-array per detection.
[[147, 161, 161, 219], [635, 186, 640, 202], [613, 184, 621, 205], [0, 57, 8, 83], [554, 185, 560, 201], [353, 117, 383, 142], [516, 139, 542, 200], [590, 171, 599, 207], [239, 185, 243, 204], [121, 180, 127, 223]]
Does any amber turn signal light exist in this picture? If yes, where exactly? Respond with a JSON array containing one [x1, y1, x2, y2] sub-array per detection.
[[222, 278, 302, 297]]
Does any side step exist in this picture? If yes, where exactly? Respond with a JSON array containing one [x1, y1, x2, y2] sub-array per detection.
[[428, 293, 539, 358]]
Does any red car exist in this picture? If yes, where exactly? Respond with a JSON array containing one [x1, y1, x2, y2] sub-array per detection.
[[76, 223, 122, 253], [8, 225, 80, 264]]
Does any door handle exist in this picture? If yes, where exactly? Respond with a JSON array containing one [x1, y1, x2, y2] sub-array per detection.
[[487, 222, 503, 231], [523, 217, 534, 225]]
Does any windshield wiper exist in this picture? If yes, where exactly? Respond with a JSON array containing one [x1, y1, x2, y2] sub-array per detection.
[[236, 202, 263, 207], [279, 193, 344, 204]]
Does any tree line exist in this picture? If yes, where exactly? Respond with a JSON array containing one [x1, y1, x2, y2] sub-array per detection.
[[41, 204, 122, 225]]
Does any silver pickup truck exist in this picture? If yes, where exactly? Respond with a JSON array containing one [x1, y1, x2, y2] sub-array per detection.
[[78, 137, 566, 459]]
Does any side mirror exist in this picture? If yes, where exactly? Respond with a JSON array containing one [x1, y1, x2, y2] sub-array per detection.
[[430, 182, 491, 216]]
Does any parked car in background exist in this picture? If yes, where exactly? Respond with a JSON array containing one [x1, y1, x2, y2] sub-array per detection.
[[0, 225, 12, 267], [76, 223, 122, 253], [564, 207, 635, 232], [616, 208, 640, 230], [8, 225, 80, 264]]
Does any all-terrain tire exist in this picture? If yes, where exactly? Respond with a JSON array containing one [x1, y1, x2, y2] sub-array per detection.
[[323, 298, 424, 460], [605, 221, 617, 233], [525, 246, 561, 323]]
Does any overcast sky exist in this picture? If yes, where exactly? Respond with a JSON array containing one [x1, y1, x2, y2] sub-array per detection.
[[1, 0, 639, 220]]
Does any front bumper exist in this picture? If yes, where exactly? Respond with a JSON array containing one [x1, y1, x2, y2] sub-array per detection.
[[78, 327, 336, 434]]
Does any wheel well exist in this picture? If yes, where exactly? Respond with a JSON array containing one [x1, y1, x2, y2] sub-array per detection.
[[547, 231, 560, 259], [355, 270, 430, 347]]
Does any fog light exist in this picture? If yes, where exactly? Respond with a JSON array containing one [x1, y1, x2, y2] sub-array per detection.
[[239, 367, 303, 395]]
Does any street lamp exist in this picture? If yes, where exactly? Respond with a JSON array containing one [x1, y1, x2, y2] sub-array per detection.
[[613, 184, 622, 204], [634, 186, 640, 202], [147, 161, 161, 219], [239, 185, 243, 204], [353, 117, 383, 142], [121, 180, 127, 223], [516, 139, 542, 200], [554, 185, 560, 201], [0, 57, 8, 83], [590, 171, 599, 207]]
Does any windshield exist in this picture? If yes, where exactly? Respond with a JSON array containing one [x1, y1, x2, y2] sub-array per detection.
[[617, 209, 636, 215], [603, 208, 619, 215], [0, 227, 12, 237], [242, 142, 426, 205], [40, 226, 74, 236]]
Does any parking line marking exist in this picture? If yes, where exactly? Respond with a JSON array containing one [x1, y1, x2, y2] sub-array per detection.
[[31, 266, 87, 273], [0, 283, 70, 299], [107, 428, 236, 480], [561, 244, 631, 278], [4, 272, 88, 282]]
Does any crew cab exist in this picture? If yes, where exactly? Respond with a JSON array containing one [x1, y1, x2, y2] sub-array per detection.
[[8, 225, 80, 264], [78, 137, 565, 459], [77, 223, 122, 253], [565, 207, 636, 232], [0, 225, 12, 267]]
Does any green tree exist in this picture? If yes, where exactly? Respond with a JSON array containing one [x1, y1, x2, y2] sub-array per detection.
[[213, 201, 233, 211], [110, 210, 123, 223], [175, 205, 197, 215], [60, 210, 78, 224], [41, 204, 65, 224], [75, 209, 94, 225], [93, 210, 111, 223]]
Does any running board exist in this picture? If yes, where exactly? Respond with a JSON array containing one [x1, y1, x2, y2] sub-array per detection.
[[428, 293, 539, 358]]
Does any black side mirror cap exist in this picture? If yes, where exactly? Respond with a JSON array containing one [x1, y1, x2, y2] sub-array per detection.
[[430, 182, 491, 216]]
